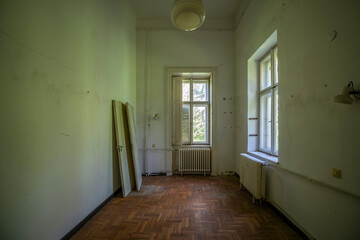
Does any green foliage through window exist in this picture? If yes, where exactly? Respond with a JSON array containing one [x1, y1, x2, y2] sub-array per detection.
[[181, 79, 210, 144]]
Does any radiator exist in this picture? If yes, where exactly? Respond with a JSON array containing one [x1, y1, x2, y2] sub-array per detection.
[[239, 153, 266, 201], [178, 148, 211, 175]]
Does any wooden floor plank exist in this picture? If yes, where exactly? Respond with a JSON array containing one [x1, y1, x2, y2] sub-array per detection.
[[71, 175, 304, 240]]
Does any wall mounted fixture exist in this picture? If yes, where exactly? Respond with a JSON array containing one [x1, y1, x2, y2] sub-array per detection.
[[334, 81, 360, 104], [153, 113, 160, 120], [170, 0, 205, 31]]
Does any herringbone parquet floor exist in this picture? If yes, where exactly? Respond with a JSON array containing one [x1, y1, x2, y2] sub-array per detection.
[[71, 175, 304, 240]]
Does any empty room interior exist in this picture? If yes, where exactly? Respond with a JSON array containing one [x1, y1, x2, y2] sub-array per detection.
[[1, 0, 360, 239]]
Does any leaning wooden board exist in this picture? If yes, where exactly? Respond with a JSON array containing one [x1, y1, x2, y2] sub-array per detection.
[[126, 102, 142, 191], [112, 100, 132, 197]]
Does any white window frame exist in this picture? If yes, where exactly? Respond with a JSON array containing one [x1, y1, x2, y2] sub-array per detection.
[[247, 31, 278, 163], [259, 46, 278, 156], [182, 78, 211, 145], [171, 72, 213, 147]]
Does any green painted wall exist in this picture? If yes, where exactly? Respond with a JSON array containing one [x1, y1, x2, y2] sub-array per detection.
[[136, 29, 235, 175], [235, 0, 360, 239], [0, 0, 136, 239]]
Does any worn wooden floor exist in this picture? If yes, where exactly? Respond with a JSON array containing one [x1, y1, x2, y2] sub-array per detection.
[[71, 175, 303, 240]]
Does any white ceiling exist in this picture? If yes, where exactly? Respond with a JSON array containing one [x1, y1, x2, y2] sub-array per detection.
[[129, 0, 242, 19]]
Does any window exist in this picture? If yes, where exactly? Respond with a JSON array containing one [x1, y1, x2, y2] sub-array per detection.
[[247, 31, 277, 162], [172, 76, 211, 145], [259, 46, 278, 156]]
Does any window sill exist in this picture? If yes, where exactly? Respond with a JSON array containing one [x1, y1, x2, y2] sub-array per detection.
[[248, 151, 278, 163]]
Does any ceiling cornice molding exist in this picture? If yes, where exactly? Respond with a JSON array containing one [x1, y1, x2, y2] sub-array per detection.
[[233, 0, 251, 30]]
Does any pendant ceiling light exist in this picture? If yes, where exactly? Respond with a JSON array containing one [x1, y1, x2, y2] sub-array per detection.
[[171, 0, 206, 31]]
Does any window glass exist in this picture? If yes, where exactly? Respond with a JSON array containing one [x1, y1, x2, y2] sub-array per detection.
[[182, 104, 190, 143], [192, 105, 208, 143], [260, 54, 271, 90], [182, 80, 190, 101], [274, 87, 279, 154], [193, 80, 208, 102], [176, 77, 211, 145], [255, 45, 278, 157], [260, 91, 272, 152], [274, 47, 278, 84]]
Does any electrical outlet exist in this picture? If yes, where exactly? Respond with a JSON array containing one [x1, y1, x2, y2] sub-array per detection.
[[332, 168, 341, 179]]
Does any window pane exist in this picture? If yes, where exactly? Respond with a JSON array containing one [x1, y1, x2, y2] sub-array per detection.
[[260, 91, 272, 152], [192, 105, 208, 143], [260, 54, 271, 90], [274, 87, 279, 154], [182, 80, 190, 101], [274, 47, 278, 84], [182, 104, 190, 143], [193, 80, 208, 102]]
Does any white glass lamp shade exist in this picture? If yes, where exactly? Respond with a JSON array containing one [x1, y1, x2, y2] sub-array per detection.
[[171, 0, 206, 31], [334, 86, 353, 104]]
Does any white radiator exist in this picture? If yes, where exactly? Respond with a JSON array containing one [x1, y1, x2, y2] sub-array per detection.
[[239, 153, 266, 201], [178, 148, 211, 175]]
